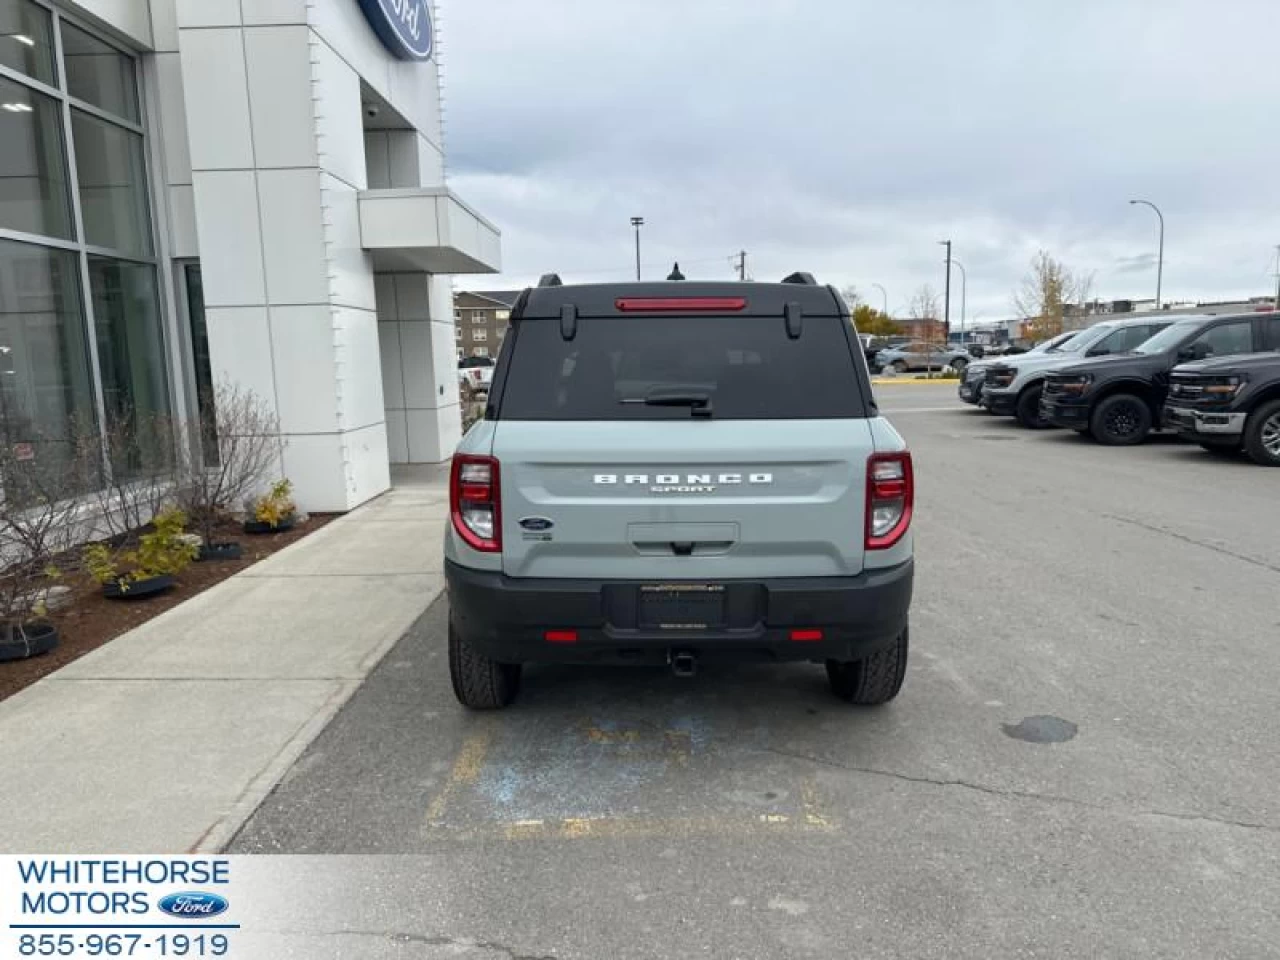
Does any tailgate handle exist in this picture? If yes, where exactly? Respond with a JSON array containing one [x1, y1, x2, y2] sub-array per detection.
[[632, 540, 735, 557]]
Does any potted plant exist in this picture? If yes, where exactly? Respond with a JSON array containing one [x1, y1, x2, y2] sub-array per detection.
[[178, 381, 282, 561], [84, 508, 199, 600], [244, 479, 297, 535], [0, 405, 92, 662]]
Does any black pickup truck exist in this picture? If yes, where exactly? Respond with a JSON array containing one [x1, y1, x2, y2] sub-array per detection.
[[1164, 352, 1280, 465], [1041, 311, 1280, 445]]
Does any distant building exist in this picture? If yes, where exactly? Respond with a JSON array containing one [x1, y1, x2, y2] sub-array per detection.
[[454, 291, 521, 359], [896, 317, 948, 344]]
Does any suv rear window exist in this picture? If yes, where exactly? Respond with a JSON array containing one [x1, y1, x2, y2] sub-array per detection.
[[497, 315, 866, 420]]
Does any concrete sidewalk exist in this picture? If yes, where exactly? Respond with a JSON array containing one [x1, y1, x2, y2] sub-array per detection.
[[0, 467, 448, 853]]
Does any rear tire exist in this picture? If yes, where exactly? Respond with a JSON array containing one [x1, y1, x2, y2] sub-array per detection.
[[1090, 393, 1152, 445], [1014, 384, 1048, 429], [827, 625, 909, 705], [449, 622, 522, 709], [951, 357, 968, 376], [1243, 399, 1280, 466], [892, 360, 909, 375]]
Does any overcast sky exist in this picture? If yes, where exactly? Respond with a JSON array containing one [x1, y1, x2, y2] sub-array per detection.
[[442, 0, 1280, 323]]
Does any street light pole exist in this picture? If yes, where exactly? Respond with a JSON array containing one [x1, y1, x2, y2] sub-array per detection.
[[951, 258, 967, 341], [871, 282, 889, 318], [939, 240, 953, 339], [630, 216, 645, 281], [1129, 199, 1164, 309]]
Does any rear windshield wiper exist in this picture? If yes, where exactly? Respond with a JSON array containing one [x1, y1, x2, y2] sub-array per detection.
[[620, 386, 715, 418]]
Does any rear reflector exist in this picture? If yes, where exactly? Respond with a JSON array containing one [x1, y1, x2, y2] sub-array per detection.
[[615, 297, 747, 312], [790, 629, 824, 642], [545, 630, 578, 644]]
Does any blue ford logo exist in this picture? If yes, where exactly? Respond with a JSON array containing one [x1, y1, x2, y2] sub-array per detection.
[[519, 517, 555, 532], [357, 0, 433, 61], [157, 893, 229, 919]]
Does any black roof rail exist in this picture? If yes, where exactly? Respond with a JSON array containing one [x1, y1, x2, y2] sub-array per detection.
[[538, 273, 563, 287], [782, 272, 818, 286]]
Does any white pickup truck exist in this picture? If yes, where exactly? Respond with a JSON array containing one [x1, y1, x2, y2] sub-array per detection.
[[458, 356, 495, 395]]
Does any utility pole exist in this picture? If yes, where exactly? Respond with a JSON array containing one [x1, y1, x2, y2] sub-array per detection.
[[1129, 199, 1164, 309], [939, 240, 953, 340], [1274, 245, 1280, 310], [872, 282, 889, 318], [736, 250, 748, 282], [630, 217, 645, 281]]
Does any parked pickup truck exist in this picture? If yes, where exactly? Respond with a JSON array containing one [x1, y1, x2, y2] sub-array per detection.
[[1165, 351, 1280, 465], [1041, 310, 1280, 445]]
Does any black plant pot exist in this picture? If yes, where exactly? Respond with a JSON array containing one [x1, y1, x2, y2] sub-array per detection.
[[0, 621, 59, 662], [103, 574, 176, 600], [244, 514, 296, 535], [198, 542, 243, 562]]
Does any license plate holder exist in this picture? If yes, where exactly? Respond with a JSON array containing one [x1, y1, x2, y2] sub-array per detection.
[[638, 584, 726, 631]]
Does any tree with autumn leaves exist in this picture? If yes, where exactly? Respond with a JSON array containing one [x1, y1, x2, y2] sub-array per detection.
[[1013, 251, 1094, 341]]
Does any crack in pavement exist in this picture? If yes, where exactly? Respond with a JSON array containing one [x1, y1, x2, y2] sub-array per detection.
[[1103, 513, 1280, 576], [757, 746, 1279, 834], [320, 929, 557, 959]]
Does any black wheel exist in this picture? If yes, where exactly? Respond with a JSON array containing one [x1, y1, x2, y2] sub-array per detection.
[[951, 357, 968, 376], [827, 624, 909, 706], [449, 622, 522, 709], [1014, 384, 1048, 429], [1090, 394, 1152, 446], [1243, 398, 1280, 467], [892, 360, 909, 375]]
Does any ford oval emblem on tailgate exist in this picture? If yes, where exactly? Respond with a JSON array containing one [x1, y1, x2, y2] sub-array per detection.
[[158, 893, 229, 919], [518, 517, 555, 532]]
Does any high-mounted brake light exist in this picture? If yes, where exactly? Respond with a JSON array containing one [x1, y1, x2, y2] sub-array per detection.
[[615, 297, 748, 312], [451, 455, 501, 553], [865, 452, 914, 550]]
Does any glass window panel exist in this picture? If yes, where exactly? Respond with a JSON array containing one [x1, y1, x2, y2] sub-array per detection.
[[71, 109, 152, 255], [88, 256, 169, 426], [0, 75, 74, 239], [61, 20, 138, 122], [0, 0, 55, 87], [0, 238, 97, 494]]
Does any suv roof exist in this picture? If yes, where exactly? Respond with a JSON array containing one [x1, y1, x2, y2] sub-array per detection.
[[519, 278, 845, 320]]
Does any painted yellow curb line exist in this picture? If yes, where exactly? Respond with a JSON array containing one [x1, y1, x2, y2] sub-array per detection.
[[871, 378, 960, 386]]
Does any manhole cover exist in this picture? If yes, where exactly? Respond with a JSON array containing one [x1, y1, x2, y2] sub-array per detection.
[[1002, 715, 1078, 744]]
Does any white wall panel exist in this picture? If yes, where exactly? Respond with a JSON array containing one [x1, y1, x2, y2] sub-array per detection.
[[242, 0, 307, 25], [322, 175, 376, 311], [191, 170, 265, 305], [244, 26, 318, 169], [256, 168, 328, 305], [269, 305, 340, 434], [335, 308, 384, 430], [204, 306, 278, 407], [178, 28, 253, 170], [311, 37, 367, 189], [176, 0, 240, 29]]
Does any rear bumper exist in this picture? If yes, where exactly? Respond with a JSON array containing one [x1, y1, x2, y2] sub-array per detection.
[[445, 558, 914, 665], [1164, 405, 1246, 437]]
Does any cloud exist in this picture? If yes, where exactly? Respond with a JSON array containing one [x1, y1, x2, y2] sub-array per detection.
[[442, 0, 1280, 320]]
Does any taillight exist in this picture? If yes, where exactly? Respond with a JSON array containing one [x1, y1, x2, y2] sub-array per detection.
[[451, 455, 501, 553], [615, 297, 747, 312], [865, 452, 913, 550]]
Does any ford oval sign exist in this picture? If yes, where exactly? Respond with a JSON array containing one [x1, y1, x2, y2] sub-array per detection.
[[158, 893, 230, 919], [357, 0, 433, 61], [518, 517, 555, 532]]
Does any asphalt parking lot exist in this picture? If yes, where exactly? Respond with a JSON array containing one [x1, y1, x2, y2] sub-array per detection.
[[232, 382, 1280, 959]]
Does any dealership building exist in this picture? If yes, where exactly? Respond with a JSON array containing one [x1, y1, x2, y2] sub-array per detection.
[[0, 0, 501, 511]]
